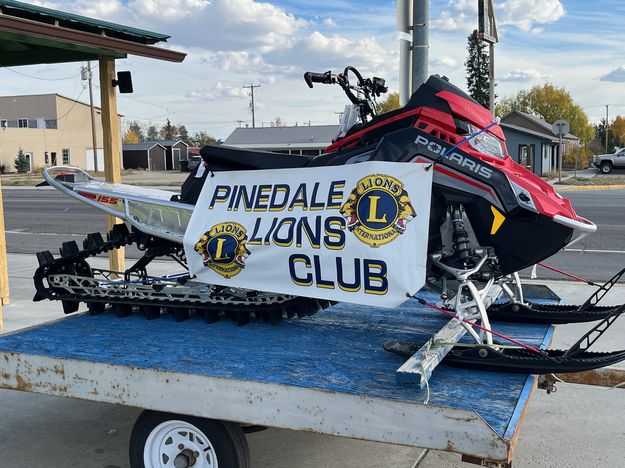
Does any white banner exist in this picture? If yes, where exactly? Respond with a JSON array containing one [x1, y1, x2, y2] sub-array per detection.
[[183, 161, 432, 307]]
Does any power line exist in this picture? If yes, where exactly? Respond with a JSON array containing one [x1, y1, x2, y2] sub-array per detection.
[[1, 66, 78, 81], [243, 83, 261, 128]]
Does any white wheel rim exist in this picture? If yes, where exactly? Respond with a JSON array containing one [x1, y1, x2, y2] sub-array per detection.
[[144, 420, 219, 468]]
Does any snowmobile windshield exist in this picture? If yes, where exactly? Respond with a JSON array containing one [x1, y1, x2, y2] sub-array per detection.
[[467, 123, 505, 159]]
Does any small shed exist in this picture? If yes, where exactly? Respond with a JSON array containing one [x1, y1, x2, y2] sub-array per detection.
[[145, 140, 188, 170], [123, 142, 166, 171]]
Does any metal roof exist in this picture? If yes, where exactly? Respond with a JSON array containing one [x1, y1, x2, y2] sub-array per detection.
[[145, 139, 190, 147], [500, 122, 559, 143], [123, 142, 165, 152], [0, 0, 169, 44], [224, 125, 340, 146], [502, 111, 579, 140]]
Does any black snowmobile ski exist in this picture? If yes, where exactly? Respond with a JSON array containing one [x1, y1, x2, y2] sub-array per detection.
[[384, 304, 625, 374], [488, 267, 625, 324]]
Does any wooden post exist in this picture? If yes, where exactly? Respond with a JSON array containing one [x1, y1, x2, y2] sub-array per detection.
[[98, 56, 125, 273], [0, 175, 9, 330]]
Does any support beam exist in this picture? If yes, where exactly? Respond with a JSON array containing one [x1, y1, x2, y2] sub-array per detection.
[[0, 175, 8, 329], [98, 56, 125, 273]]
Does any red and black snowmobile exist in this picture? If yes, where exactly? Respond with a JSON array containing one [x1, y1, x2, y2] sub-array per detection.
[[34, 66, 625, 376]]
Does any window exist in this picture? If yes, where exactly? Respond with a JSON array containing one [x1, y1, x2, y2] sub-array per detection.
[[18, 118, 28, 128], [0, 119, 7, 128], [62, 149, 70, 165], [45, 152, 49, 164]]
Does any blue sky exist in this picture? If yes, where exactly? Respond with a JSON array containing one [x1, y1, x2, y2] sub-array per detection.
[[1, 0, 624, 138]]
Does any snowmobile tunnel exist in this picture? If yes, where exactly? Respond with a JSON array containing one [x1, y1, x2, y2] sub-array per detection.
[[0, 291, 556, 466], [0, 0, 186, 326]]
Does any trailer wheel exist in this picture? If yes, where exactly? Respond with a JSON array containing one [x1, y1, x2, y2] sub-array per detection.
[[129, 410, 250, 468]]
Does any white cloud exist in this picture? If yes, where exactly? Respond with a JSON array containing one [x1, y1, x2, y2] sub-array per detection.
[[432, 0, 565, 33], [599, 66, 625, 82], [432, 56, 459, 69], [499, 68, 552, 82], [323, 17, 337, 28], [498, 0, 565, 32], [185, 82, 249, 100]]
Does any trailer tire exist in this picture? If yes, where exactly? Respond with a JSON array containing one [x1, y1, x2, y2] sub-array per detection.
[[129, 410, 250, 468]]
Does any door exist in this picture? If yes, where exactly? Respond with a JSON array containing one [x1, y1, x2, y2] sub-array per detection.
[[173, 148, 181, 170], [518, 144, 535, 173], [51, 152, 57, 165], [615, 148, 625, 168]]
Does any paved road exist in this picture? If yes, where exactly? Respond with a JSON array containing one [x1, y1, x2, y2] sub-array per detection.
[[2, 187, 625, 281]]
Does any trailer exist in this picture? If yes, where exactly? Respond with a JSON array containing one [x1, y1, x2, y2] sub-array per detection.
[[0, 290, 556, 468]]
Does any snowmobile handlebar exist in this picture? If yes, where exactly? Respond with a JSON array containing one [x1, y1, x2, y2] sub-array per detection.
[[304, 65, 388, 123]]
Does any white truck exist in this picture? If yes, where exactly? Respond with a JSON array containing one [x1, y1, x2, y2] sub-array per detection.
[[593, 147, 625, 173]]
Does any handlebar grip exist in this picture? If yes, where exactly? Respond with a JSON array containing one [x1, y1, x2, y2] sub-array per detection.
[[304, 71, 332, 88]]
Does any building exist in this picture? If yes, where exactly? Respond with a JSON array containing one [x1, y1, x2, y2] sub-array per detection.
[[223, 125, 340, 155], [122, 142, 167, 171], [144, 139, 188, 170], [501, 111, 580, 175], [0, 93, 119, 172]]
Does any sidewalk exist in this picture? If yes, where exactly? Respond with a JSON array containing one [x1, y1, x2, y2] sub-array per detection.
[[1, 253, 624, 467]]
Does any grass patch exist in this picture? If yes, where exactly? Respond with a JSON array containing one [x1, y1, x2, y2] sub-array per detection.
[[555, 176, 625, 186]]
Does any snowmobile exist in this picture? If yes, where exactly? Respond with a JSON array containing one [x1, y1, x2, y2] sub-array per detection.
[[34, 66, 625, 376]]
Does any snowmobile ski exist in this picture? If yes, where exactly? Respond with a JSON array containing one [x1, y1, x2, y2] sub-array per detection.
[[385, 304, 625, 374], [489, 267, 625, 324]]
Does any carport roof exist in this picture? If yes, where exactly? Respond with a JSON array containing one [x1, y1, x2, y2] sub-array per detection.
[[0, 0, 185, 66]]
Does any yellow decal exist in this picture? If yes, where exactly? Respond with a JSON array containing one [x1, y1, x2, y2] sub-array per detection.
[[490, 206, 505, 235]]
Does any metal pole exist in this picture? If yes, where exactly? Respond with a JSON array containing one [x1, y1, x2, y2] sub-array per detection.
[[605, 105, 609, 154], [489, 42, 495, 114], [397, 0, 412, 105], [243, 84, 260, 128], [87, 61, 99, 172], [411, 0, 429, 93], [558, 134, 563, 183]]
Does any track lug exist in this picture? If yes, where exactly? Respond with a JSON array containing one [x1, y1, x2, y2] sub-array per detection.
[[202, 309, 220, 324], [235, 310, 251, 326], [108, 223, 130, 243], [83, 232, 105, 250], [113, 303, 133, 318], [172, 307, 190, 322], [36, 250, 55, 267], [269, 309, 283, 325], [87, 302, 106, 316], [61, 300, 79, 314], [60, 241, 80, 258], [143, 305, 161, 320]]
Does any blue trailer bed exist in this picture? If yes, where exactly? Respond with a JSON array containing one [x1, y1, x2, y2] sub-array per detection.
[[0, 293, 553, 465]]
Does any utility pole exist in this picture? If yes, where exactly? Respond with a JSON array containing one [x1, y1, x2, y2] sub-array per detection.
[[82, 62, 99, 172], [605, 105, 609, 154], [243, 84, 260, 128], [411, 0, 429, 93], [479, 0, 498, 113], [236, 120, 245, 128]]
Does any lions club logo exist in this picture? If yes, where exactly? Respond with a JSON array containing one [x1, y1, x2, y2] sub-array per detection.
[[194, 222, 251, 278], [340, 174, 416, 247]]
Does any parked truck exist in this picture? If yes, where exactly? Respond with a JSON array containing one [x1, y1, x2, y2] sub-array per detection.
[[593, 147, 625, 173]]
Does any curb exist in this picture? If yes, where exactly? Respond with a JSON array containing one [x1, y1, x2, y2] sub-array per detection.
[[555, 184, 625, 192]]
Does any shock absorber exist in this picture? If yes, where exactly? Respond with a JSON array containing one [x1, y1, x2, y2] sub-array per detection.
[[450, 205, 474, 268]]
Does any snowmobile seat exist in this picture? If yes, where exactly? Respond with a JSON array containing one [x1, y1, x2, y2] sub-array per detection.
[[200, 144, 314, 171]]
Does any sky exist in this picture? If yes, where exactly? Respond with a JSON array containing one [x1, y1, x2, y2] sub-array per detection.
[[1, 0, 624, 139]]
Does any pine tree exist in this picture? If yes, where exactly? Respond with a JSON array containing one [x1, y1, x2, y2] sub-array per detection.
[[14, 148, 30, 173], [128, 121, 145, 142], [146, 125, 159, 141], [465, 30, 490, 108], [178, 124, 190, 144], [160, 119, 178, 140]]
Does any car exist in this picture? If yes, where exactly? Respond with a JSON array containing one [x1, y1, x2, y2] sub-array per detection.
[[593, 147, 625, 174], [187, 155, 202, 171]]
